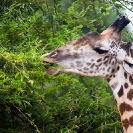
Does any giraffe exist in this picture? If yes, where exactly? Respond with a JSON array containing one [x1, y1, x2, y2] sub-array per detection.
[[40, 16, 133, 133]]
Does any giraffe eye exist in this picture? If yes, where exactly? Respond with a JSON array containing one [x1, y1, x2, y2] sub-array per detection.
[[94, 48, 108, 54]]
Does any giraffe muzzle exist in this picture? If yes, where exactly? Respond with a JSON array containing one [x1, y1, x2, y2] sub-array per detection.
[[40, 53, 63, 75]]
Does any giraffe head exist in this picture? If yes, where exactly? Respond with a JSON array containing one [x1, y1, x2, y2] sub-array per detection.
[[41, 16, 133, 133], [41, 16, 132, 78]]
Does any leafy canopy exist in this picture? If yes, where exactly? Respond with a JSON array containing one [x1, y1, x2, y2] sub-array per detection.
[[1, 0, 132, 133]]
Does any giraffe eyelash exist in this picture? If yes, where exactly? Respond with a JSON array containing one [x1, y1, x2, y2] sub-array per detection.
[[93, 48, 109, 54]]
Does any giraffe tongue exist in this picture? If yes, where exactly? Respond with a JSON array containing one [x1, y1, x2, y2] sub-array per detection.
[[110, 16, 130, 32]]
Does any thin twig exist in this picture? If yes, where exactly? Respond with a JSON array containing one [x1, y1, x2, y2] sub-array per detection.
[[13, 104, 41, 132]]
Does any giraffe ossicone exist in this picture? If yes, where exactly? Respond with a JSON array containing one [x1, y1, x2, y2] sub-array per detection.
[[41, 16, 133, 133]]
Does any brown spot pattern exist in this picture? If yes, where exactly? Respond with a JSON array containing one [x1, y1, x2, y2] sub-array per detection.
[[78, 69, 82, 71], [73, 31, 99, 46], [95, 65, 99, 70], [112, 61, 114, 65], [121, 42, 132, 56], [102, 67, 105, 71], [107, 67, 111, 72], [122, 116, 133, 131], [106, 78, 110, 82], [111, 69, 115, 73], [109, 57, 112, 64], [104, 60, 108, 65], [97, 58, 102, 62], [90, 63, 95, 69], [104, 56, 109, 60], [117, 85, 123, 97], [66, 49, 69, 52], [111, 82, 118, 89], [111, 41, 116, 46], [124, 82, 129, 89], [127, 89, 133, 100], [106, 74, 109, 77], [117, 66, 120, 71], [86, 63, 91, 66], [129, 76, 133, 85], [129, 115, 133, 126], [70, 63, 74, 68], [76, 61, 83, 67], [98, 63, 102, 66], [119, 102, 133, 115], [74, 46, 80, 50], [122, 119, 129, 131], [124, 72, 127, 79], [81, 43, 86, 46], [84, 67, 89, 71], [90, 70, 93, 73]]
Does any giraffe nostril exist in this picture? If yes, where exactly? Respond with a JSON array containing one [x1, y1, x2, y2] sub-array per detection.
[[50, 50, 61, 58], [50, 51, 58, 58]]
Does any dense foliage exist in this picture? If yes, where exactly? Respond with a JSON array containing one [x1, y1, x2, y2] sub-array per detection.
[[0, 0, 132, 133]]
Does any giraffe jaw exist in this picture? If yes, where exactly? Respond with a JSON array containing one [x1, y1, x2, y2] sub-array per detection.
[[44, 67, 60, 75], [40, 53, 94, 76]]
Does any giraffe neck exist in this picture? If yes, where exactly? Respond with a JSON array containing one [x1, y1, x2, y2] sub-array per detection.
[[107, 65, 133, 133]]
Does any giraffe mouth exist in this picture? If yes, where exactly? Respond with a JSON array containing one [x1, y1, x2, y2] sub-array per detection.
[[40, 54, 65, 75], [42, 62, 63, 75]]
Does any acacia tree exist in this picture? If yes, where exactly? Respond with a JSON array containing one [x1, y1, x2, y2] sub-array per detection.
[[0, 0, 133, 133]]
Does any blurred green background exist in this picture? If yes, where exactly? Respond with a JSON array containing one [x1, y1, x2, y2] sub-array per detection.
[[0, 0, 133, 133]]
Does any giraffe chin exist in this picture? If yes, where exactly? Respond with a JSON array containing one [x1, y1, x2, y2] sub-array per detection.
[[45, 67, 60, 75]]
